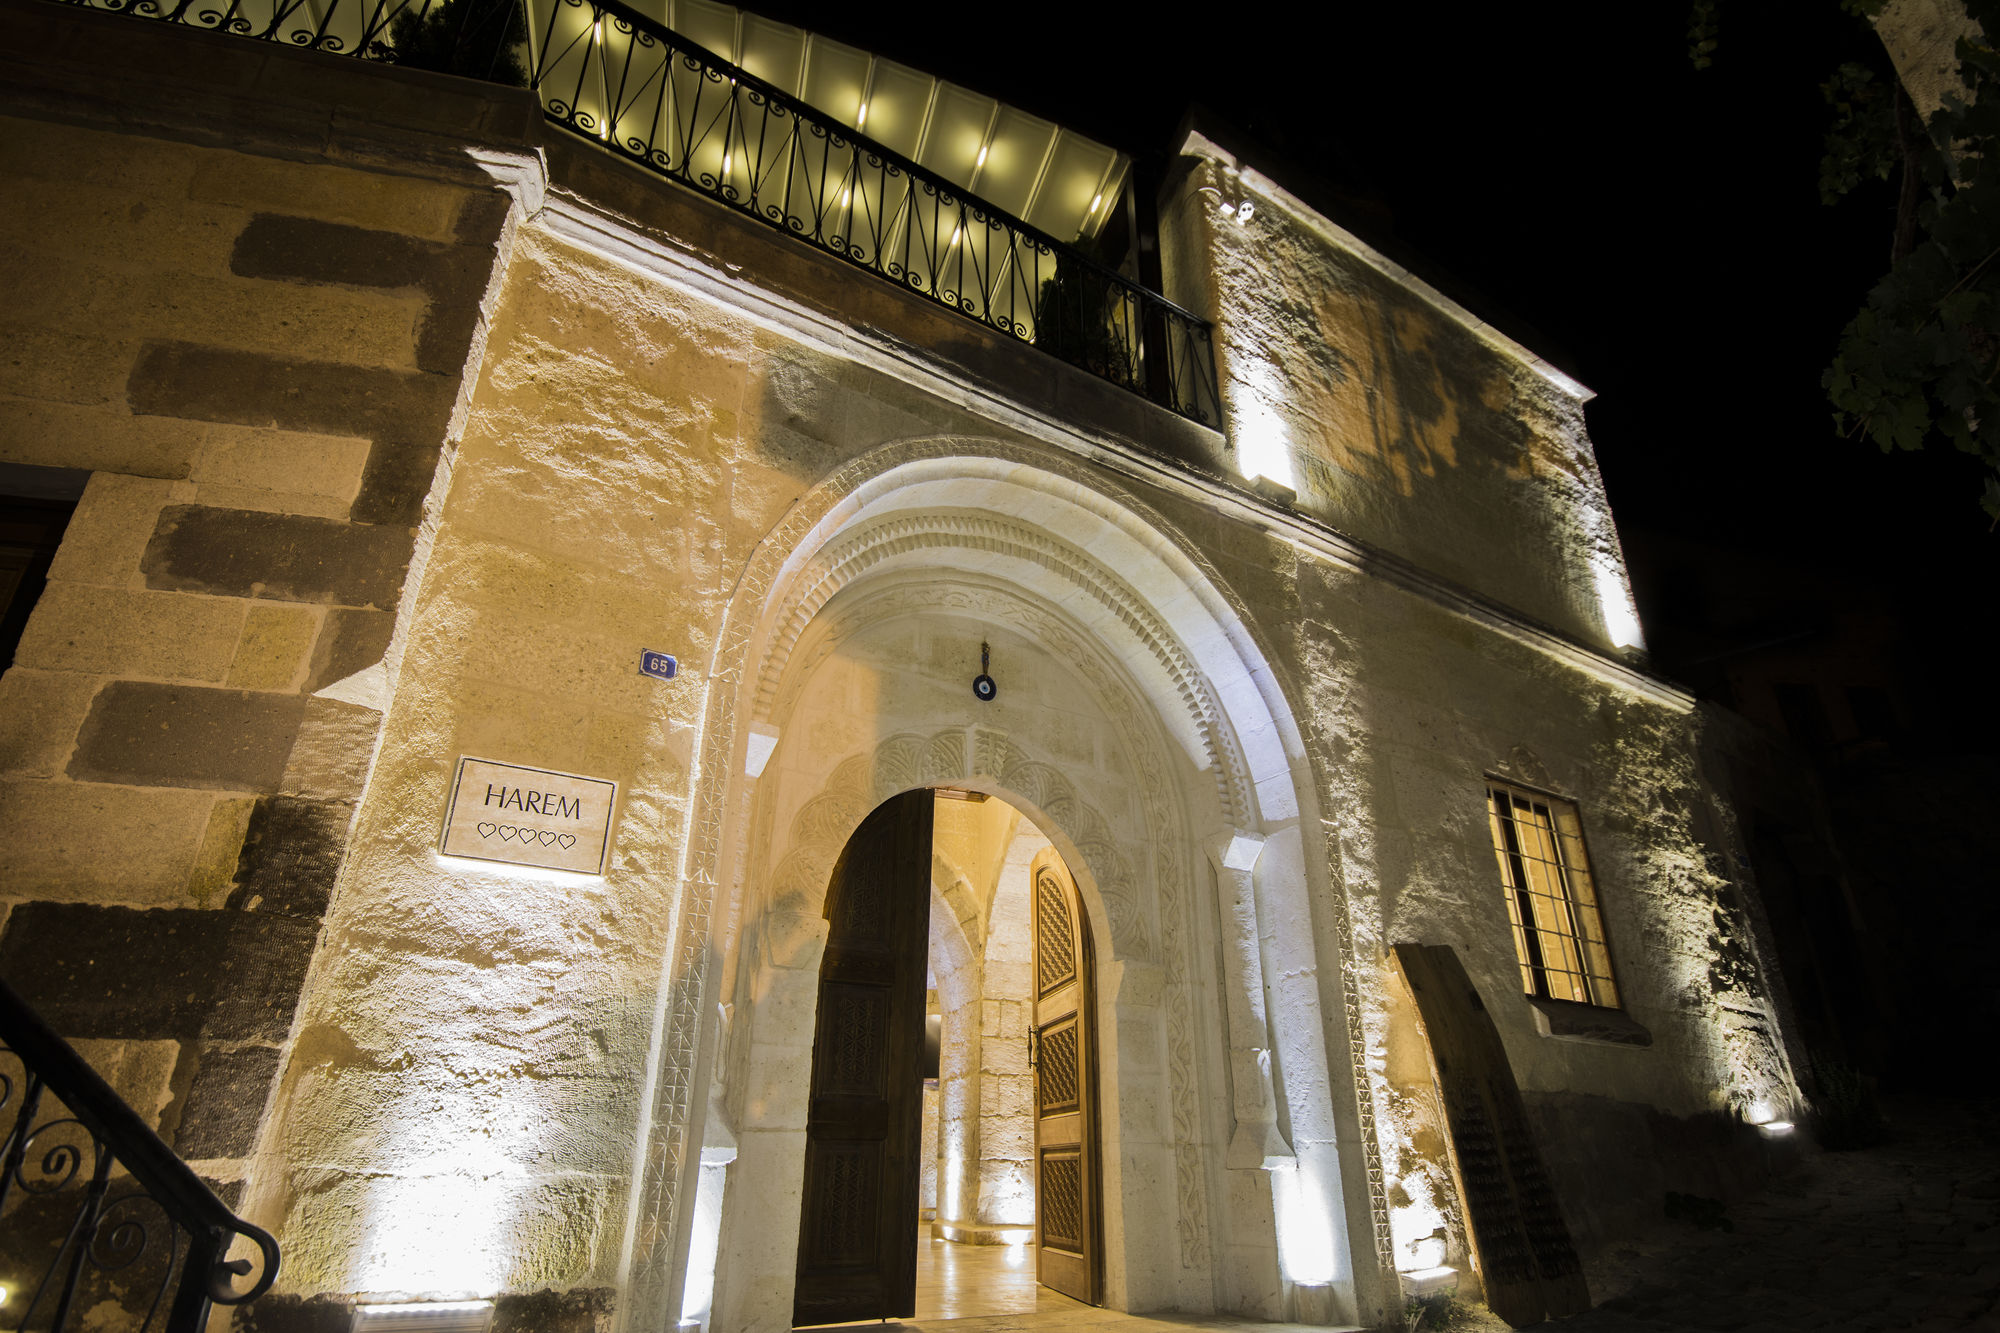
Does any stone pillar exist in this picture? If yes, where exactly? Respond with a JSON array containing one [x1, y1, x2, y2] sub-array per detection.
[[974, 853, 1035, 1229], [935, 954, 984, 1234], [1208, 831, 1294, 1171]]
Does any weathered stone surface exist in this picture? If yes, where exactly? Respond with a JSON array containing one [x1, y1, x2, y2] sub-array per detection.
[[228, 1293, 353, 1333], [493, 1287, 615, 1333], [279, 697, 382, 802], [69, 681, 306, 791], [0, 778, 214, 904], [44, 471, 181, 587], [227, 603, 321, 691], [231, 214, 459, 292], [1528, 995, 1654, 1047], [0, 329, 140, 409], [126, 343, 457, 525], [307, 606, 394, 692], [190, 795, 257, 905], [227, 795, 350, 919], [352, 438, 448, 525], [0, 14, 1808, 1327], [0, 667, 100, 776], [0, 393, 205, 477], [70, 1036, 181, 1130], [189, 155, 461, 243], [142, 506, 413, 607], [0, 109, 201, 205], [178, 1043, 281, 1159], [3, 171, 241, 278], [15, 582, 243, 681], [194, 423, 373, 513], [22, 264, 420, 377], [231, 213, 498, 377], [0, 903, 318, 1041]]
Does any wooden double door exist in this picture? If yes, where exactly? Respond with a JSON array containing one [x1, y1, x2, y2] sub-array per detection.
[[792, 793, 1101, 1326], [1027, 848, 1101, 1304]]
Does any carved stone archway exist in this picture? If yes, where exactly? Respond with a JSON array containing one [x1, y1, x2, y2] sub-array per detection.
[[708, 719, 1190, 1332], [618, 439, 1394, 1332]]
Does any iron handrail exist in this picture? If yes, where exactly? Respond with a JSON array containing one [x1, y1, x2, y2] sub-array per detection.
[[44, 0, 1223, 425], [0, 978, 280, 1333], [536, 0, 1211, 329], [526, 0, 1220, 423]]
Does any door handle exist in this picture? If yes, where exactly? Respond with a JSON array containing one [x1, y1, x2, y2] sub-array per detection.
[[1028, 1025, 1039, 1069]]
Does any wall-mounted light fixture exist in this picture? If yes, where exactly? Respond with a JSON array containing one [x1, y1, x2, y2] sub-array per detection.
[[352, 1300, 494, 1332], [1194, 187, 1256, 225]]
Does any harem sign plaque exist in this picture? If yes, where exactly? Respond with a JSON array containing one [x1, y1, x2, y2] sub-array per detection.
[[439, 757, 618, 875]]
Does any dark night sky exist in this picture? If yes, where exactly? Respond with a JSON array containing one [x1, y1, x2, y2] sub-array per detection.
[[734, 1, 1996, 711]]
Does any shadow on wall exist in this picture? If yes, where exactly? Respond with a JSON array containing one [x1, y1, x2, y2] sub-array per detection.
[[1522, 1091, 1798, 1265]]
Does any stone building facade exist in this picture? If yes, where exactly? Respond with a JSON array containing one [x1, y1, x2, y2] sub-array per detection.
[[0, 1, 1801, 1329]]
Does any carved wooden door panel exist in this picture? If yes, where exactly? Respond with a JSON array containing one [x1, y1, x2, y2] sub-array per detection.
[[1393, 943, 1589, 1328], [793, 791, 934, 1327], [1030, 853, 1101, 1305]]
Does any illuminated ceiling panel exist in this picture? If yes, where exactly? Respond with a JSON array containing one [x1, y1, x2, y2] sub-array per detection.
[[637, 0, 1130, 244]]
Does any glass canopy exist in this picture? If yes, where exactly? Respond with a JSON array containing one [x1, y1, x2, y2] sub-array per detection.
[[586, 0, 1132, 246]]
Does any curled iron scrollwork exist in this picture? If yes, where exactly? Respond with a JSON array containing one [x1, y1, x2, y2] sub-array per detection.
[[1, 1004, 285, 1332], [210, 1218, 282, 1306], [14, 1115, 98, 1195], [89, 1193, 168, 1274]]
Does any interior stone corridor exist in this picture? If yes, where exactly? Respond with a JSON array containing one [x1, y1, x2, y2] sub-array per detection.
[[867, 1228, 1362, 1330], [911, 1233, 1088, 1321]]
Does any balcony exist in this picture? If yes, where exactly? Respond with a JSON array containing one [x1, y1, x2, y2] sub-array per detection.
[[47, 0, 1222, 427]]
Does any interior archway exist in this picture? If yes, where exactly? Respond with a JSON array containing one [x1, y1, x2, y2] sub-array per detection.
[[803, 787, 1106, 1322]]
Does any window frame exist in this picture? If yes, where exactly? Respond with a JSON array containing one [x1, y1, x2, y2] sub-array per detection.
[[1483, 778, 1624, 1011]]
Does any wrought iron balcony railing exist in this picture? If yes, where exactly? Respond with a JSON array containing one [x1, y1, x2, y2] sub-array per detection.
[[47, 0, 1223, 427], [0, 979, 280, 1333]]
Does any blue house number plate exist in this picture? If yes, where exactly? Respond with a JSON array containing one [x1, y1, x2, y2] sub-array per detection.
[[640, 651, 678, 680]]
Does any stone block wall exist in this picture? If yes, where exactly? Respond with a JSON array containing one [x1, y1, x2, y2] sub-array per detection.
[[1159, 125, 1637, 653], [0, 33, 510, 1216]]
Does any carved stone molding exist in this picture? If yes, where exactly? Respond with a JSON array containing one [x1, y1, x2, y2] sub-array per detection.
[[753, 724, 1210, 1272], [753, 509, 1256, 831], [771, 576, 1188, 959], [624, 436, 1286, 1312]]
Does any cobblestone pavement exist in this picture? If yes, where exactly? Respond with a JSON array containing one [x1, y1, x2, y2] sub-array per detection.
[[1537, 1097, 2000, 1333]]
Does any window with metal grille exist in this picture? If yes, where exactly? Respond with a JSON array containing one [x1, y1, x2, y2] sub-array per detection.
[[1486, 782, 1621, 1009]]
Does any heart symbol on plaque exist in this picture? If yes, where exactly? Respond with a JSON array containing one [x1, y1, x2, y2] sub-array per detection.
[[498, 826, 518, 841], [537, 830, 558, 846], [477, 823, 497, 838], [558, 834, 576, 849]]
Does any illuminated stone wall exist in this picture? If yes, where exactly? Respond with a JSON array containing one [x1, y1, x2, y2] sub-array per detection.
[[1159, 127, 1644, 654], [928, 804, 1045, 1239], [0, 8, 1801, 1333], [0, 10, 513, 1309], [1149, 128, 1797, 1281]]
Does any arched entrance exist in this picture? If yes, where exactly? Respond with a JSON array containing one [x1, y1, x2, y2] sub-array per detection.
[[793, 790, 1103, 1326], [648, 442, 1388, 1333]]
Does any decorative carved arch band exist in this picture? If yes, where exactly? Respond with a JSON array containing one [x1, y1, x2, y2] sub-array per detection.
[[622, 437, 1389, 1318], [763, 730, 1137, 950], [752, 510, 1255, 830], [768, 575, 1197, 961]]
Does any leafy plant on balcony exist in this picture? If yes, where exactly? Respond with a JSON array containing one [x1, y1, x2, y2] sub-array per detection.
[[1035, 254, 1135, 389], [378, 0, 528, 87]]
